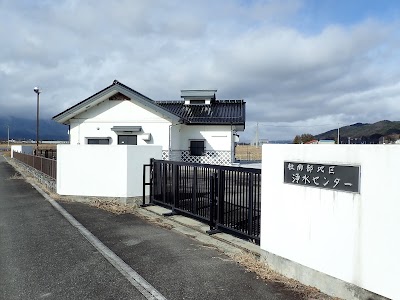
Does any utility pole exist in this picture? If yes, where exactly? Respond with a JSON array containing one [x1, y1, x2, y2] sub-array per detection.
[[7, 125, 9, 150], [255, 122, 259, 147], [337, 123, 340, 145], [34, 87, 41, 151]]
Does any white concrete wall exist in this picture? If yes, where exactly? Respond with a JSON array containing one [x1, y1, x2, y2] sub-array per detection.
[[11, 145, 33, 157], [66, 96, 238, 157], [261, 144, 400, 299], [57, 145, 161, 198], [177, 125, 233, 151], [69, 99, 172, 149]]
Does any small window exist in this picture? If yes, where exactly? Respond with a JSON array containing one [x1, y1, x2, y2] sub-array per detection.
[[87, 138, 109, 145], [118, 135, 137, 145], [190, 99, 205, 105], [190, 140, 205, 156]]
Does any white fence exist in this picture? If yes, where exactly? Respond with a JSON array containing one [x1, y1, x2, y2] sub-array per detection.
[[261, 144, 399, 300], [57, 145, 162, 198]]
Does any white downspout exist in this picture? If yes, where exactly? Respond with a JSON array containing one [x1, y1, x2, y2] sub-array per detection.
[[231, 123, 234, 164], [169, 124, 172, 160]]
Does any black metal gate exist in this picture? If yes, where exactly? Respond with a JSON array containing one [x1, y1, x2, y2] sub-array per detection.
[[143, 159, 261, 244]]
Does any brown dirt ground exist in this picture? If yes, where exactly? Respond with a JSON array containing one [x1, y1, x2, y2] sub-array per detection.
[[235, 145, 262, 160]]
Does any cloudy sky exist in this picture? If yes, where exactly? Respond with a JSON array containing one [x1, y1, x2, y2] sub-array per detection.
[[1, 0, 400, 142]]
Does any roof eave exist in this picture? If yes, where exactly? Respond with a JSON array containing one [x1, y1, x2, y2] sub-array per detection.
[[52, 82, 181, 124]]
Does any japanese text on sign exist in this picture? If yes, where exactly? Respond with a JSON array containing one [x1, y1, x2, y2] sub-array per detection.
[[284, 161, 360, 193]]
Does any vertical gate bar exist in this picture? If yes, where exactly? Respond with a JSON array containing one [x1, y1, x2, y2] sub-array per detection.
[[193, 167, 198, 214], [142, 164, 147, 206], [169, 163, 173, 205], [162, 162, 167, 204], [217, 168, 225, 227], [153, 161, 157, 201], [150, 160, 154, 203], [239, 171, 242, 231], [205, 167, 209, 217], [244, 173, 248, 233], [209, 173, 215, 230], [235, 170, 239, 229], [258, 173, 261, 236], [156, 161, 161, 201], [188, 166, 191, 211], [213, 169, 219, 227], [226, 170, 230, 228], [248, 172, 254, 236], [230, 170, 233, 227], [183, 166, 186, 207], [173, 163, 179, 208], [240, 172, 244, 232]]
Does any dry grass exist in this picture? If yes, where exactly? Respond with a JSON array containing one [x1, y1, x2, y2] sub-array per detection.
[[0, 143, 58, 150], [229, 252, 337, 300], [235, 145, 262, 160], [89, 198, 136, 215], [8, 172, 23, 180]]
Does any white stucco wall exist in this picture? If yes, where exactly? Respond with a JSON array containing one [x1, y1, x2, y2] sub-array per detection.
[[11, 145, 33, 157], [65, 93, 240, 162], [57, 145, 161, 198], [261, 144, 400, 299], [69, 99, 172, 149], [177, 125, 233, 151]]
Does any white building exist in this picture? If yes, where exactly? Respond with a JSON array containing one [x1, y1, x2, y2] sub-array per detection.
[[52, 80, 245, 165]]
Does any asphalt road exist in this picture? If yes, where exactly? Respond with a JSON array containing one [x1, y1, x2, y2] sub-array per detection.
[[0, 156, 147, 300], [0, 154, 301, 300], [58, 201, 302, 300]]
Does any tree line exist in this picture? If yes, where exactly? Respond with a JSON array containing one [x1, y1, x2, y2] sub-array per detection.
[[293, 133, 315, 144]]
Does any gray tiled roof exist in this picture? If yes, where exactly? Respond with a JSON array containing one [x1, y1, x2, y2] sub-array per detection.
[[155, 100, 245, 125], [52, 80, 245, 127]]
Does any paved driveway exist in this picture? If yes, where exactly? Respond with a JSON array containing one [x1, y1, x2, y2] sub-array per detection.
[[1, 154, 303, 300]]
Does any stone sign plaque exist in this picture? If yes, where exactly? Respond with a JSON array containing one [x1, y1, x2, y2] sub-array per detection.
[[284, 161, 360, 193]]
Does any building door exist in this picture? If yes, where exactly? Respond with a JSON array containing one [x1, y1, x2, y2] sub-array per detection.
[[118, 135, 137, 145]]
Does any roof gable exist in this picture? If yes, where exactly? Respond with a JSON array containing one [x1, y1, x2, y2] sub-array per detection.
[[52, 80, 180, 124], [52, 80, 246, 127]]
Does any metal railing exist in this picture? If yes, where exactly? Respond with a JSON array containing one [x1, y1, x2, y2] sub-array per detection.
[[13, 151, 57, 180], [147, 159, 261, 244], [36, 149, 57, 160]]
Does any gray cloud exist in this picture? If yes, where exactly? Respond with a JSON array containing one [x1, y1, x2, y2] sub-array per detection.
[[0, 0, 400, 141]]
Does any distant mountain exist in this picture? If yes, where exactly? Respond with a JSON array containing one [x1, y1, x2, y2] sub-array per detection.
[[0, 117, 68, 141], [315, 120, 400, 143]]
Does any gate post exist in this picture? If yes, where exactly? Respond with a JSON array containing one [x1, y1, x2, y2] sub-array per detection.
[[217, 168, 225, 226], [141, 158, 154, 207], [207, 172, 220, 235]]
